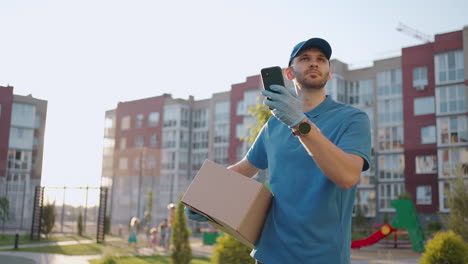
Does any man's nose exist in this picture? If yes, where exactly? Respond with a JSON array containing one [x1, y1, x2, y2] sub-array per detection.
[[309, 59, 318, 67]]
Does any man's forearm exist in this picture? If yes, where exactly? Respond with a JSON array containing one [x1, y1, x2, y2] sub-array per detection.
[[227, 158, 260, 178], [296, 121, 363, 189]]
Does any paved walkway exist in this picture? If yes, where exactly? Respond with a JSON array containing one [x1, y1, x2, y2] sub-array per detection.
[[0, 238, 422, 264]]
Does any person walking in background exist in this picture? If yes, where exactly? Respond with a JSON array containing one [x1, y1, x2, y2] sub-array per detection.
[[186, 37, 371, 264], [150, 227, 158, 249], [165, 203, 176, 250], [127, 216, 140, 249], [142, 210, 152, 247], [158, 218, 168, 249]]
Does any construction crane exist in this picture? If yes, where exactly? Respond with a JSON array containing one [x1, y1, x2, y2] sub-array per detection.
[[396, 22, 434, 43]]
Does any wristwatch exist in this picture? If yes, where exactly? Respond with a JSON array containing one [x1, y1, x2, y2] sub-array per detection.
[[292, 119, 312, 136]]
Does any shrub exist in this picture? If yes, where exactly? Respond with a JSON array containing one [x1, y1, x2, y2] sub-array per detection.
[[0, 197, 9, 226], [171, 199, 192, 264], [77, 213, 83, 236], [41, 202, 56, 238], [426, 221, 442, 231], [105, 216, 111, 235], [419, 231, 468, 264], [212, 234, 255, 264]]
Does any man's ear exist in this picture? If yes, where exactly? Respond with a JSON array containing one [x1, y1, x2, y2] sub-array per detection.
[[284, 67, 295, 80], [327, 69, 332, 81]]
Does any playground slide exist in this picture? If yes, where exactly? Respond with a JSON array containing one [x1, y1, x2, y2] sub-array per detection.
[[351, 223, 394, 249]]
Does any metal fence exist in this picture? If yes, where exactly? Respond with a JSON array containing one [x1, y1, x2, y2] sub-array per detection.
[[0, 185, 103, 236]]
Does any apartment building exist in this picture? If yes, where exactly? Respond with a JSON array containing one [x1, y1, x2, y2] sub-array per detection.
[[0, 86, 47, 229], [102, 26, 468, 228]]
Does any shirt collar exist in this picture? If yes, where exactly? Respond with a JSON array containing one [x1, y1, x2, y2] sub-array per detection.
[[305, 95, 333, 118]]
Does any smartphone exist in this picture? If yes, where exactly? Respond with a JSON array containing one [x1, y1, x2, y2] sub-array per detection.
[[261, 66, 285, 92]]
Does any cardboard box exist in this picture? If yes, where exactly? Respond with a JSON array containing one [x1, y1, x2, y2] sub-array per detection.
[[182, 160, 272, 248]]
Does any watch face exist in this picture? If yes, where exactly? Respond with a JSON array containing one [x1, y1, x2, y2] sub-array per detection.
[[299, 122, 311, 134]]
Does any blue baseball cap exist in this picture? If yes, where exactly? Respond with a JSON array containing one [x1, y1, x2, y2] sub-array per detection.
[[288, 37, 332, 65]]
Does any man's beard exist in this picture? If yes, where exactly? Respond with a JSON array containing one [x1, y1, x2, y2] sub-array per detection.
[[294, 71, 329, 90]]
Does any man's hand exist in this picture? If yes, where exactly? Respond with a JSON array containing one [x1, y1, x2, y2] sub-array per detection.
[[262, 85, 306, 128], [184, 207, 208, 222]]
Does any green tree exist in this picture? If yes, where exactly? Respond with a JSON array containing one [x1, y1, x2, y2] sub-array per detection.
[[41, 202, 56, 238], [77, 212, 83, 236], [212, 234, 255, 264], [0, 197, 9, 227], [446, 165, 468, 242], [146, 190, 153, 223], [171, 197, 192, 264], [241, 103, 272, 144]]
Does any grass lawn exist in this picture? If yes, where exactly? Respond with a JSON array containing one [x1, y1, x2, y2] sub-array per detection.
[[89, 255, 212, 264], [0, 233, 94, 247]]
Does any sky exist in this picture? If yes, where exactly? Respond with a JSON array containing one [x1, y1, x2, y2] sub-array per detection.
[[1, 0, 467, 188]]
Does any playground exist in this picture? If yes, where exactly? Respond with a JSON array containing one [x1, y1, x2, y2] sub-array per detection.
[[351, 199, 425, 253]]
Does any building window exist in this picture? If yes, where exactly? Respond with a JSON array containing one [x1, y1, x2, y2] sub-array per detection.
[[436, 84, 466, 115], [421, 126, 436, 144], [193, 109, 207, 128], [348, 80, 374, 106], [416, 186, 432, 205], [134, 136, 144, 148], [118, 157, 128, 170], [180, 131, 189, 148], [121, 116, 131, 130], [163, 105, 179, 127], [414, 97, 435, 116], [213, 146, 229, 166], [147, 155, 156, 169], [192, 152, 208, 171], [378, 154, 405, 181], [11, 103, 35, 128], [379, 183, 404, 211], [119, 137, 126, 150], [377, 126, 404, 151], [150, 134, 157, 147], [214, 123, 229, 143], [192, 131, 208, 149], [355, 189, 376, 217], [435, 51, 464, 85], [162, 151, 176, 170], [162, 130, 177, 148], [133, 157, 141, 170], [180, 108, 190, 127], [378, 99, 403, 124], [415, 155, 437, 174], [437, 115, 468, 145], [438, 147, 468, 178], [412, 67, 428, 89], [377, 69, 402, 97], [7, 150, 31, 170], [136, 114, 144, 128], [148, 112, 160, 127], [439, 181, 450, 211], [215, 101, 230, 122]]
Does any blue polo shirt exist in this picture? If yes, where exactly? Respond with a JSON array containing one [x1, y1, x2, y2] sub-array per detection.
[[246, 96, 371, 264]]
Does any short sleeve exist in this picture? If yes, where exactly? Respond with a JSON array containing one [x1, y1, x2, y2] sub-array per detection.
[[246, 123, 269, 170], [337, 111, 372, 171]]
